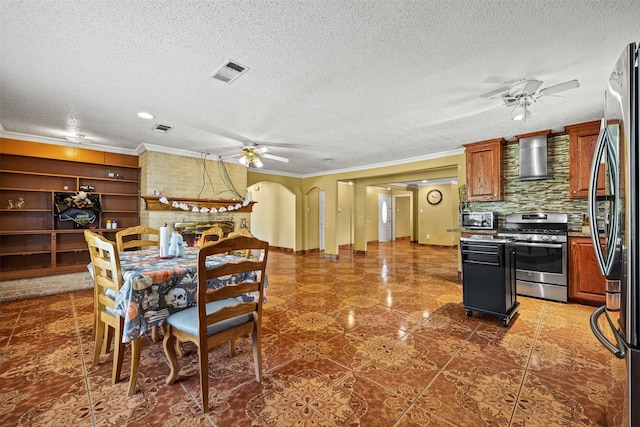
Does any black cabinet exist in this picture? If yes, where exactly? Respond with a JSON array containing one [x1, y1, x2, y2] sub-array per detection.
[[461, 236, 519, 326]]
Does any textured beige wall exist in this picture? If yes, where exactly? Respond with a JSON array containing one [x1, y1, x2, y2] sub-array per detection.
[[395, 195, 412, 238], [417, 183, 458, 246], [248, 181, 296, 249], [337, 182, 354, 246], [140, 151, 249, 231]]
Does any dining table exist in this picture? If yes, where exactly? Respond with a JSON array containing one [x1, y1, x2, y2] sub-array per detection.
[[111, 246, 257, 395]]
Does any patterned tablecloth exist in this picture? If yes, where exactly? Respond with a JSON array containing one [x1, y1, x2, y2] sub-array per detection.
[[114, 248, 254, 342]]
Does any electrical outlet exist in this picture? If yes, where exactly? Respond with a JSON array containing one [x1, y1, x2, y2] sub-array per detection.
[[426, 234, 430, 239]]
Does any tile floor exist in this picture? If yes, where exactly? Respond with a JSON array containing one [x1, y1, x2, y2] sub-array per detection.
[[0, 241, 626, 426]]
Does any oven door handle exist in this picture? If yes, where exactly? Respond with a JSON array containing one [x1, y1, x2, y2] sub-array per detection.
[[463, 260, 499, 267], [515, 242, 564, 249]]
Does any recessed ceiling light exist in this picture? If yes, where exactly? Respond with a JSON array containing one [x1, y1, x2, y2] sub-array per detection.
[[137, 112, 154, 119]]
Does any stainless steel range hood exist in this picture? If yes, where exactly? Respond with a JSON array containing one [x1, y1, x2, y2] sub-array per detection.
[[519, 134, 551, 180]]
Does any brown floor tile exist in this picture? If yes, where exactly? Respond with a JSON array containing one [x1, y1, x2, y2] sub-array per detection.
[[416, 364, 524, 426], [519, 370, 625, 426], [0, 242, 626, 426], [313, 374, 410, 426]]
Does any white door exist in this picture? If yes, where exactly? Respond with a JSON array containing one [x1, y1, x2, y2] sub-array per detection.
[[378, 194, 391, 242]]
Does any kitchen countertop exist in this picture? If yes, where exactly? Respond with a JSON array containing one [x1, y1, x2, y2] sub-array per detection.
[[459, 228, 498, 235]]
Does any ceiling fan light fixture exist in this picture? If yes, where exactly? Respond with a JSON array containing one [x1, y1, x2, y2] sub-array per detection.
[[511, 104, 531, 121]]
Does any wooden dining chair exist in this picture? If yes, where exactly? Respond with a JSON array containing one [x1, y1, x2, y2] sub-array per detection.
[[227, 227, 253, 258], [115, 225, 160, 252], [199, 226, 224, 246], [115, 225, 165, 342], [85, 230, 139, 396], [162, 235, 269, 412]]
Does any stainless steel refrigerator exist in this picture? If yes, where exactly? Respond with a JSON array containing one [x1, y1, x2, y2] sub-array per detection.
[[589, 42, 639, 427]]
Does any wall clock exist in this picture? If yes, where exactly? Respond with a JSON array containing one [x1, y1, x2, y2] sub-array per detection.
[[427, 189, 443, 205]]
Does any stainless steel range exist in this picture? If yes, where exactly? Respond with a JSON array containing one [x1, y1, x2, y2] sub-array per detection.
[[498, 212, 568, 302]]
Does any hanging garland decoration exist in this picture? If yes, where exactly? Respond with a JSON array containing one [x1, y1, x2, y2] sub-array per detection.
[[142, 192, 254, 213]]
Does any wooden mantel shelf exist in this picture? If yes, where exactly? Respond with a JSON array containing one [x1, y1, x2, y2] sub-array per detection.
[[142, 196, 255, 213]]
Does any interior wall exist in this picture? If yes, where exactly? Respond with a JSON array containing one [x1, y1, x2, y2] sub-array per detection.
[[140, 151, 249, 231], [248, 181, 296, 250], [394, 195, 411, 239], [417, 183, 458, 246], [307, 187, 320, 250], [249, 151, 465, 255], [337, 182, 354, 246]]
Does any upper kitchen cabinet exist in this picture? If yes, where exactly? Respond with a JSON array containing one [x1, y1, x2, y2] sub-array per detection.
[[567, 121, 604, 198], [464, 138, 504, 201]]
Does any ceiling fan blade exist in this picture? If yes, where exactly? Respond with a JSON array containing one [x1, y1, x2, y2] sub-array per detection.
[[523, 79, 543, 94], [479, 85, 512, 98], [539, 79, 580, 96], [256, 146, 269, 154], [262, 153, 289, 163]]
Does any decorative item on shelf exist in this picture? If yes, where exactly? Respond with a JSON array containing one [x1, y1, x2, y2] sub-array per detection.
[[54, 191, 103, 228], [16, 197, 26, 209], [79, 185, 95, 192], [6, 199, 15, 209]]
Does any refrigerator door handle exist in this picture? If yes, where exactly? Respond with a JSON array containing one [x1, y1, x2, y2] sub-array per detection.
[[590, 305, 626, 359], [587, 120, 620, 276]]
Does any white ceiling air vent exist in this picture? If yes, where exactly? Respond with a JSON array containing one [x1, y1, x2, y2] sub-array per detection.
[[153, 124, 172, 133], [211, 60, 249, 84]]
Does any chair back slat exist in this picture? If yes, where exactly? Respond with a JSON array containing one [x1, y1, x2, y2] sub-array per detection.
[[116, 226, 160, 252], [196, 235, 269, 322], [200, 226, 224, 243], [207, 281, 260, 301], [205, 303, 257, 325], [227, 228, 253, 257]]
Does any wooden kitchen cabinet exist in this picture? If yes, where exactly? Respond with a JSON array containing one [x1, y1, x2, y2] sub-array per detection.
[[0, 139, 140, 280], [464, 138, 504, 201], [567, 121, 605, 198], [569, 236, 606, 306]]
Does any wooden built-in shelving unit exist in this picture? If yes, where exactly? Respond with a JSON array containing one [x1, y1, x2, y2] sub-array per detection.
[[0, 139, 140, 280]]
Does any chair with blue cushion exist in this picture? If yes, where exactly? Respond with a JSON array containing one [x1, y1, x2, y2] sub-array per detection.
[[162, 234, 269, 412]]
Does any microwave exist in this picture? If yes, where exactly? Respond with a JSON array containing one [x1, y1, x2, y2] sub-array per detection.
[[461, 212, 498, 229]]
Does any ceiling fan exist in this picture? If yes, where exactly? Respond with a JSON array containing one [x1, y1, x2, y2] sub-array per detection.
[[481, 79, 580, 121], [226, 142, 290, 168]]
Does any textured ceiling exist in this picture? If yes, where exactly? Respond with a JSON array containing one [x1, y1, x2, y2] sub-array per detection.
[[1, 1, 638, 176]]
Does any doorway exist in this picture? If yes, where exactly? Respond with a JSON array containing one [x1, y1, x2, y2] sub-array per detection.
[[378, 194, 391, 242]]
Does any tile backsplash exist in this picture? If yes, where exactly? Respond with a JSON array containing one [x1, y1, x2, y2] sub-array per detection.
[[464, 134, 588, 230]]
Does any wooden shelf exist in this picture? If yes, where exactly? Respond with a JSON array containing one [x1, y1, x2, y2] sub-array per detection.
[[0, 145, 140, 279], [142, 196, 255, 213]]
